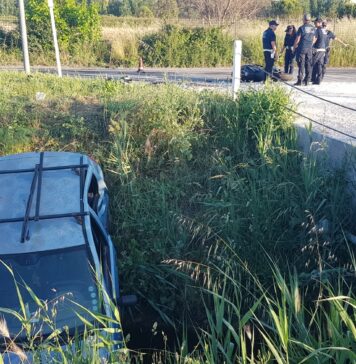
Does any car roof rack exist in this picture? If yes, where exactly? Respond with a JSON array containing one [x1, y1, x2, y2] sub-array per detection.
[[0, 153, 89, 243]]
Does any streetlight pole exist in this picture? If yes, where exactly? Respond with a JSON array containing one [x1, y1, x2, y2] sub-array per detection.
[[48, 0, 62, 77], [18, 0, 30, 74]]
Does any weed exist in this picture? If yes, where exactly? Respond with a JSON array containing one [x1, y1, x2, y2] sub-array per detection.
[[0, 73, 355, 362]]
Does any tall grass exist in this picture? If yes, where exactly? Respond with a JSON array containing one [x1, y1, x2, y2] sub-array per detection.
[[175, 255, 356, 363], [0, 73, 355, 362], [2, 256, 355, 363]]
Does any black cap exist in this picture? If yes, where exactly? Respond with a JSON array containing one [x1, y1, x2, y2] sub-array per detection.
[[269, 20, 279, 26], [285, 25, 293, 32], [314, 17, 323, 22]]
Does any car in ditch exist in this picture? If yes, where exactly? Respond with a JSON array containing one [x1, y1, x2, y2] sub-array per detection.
[[0, 151, 134, 362]]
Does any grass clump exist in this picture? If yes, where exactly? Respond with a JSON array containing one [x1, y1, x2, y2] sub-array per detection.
[[140, 25, 233, 67], [0, 73, 355, 362]]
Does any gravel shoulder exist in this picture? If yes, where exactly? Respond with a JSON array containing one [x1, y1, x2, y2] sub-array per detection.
[[290, 82, 356, 146]]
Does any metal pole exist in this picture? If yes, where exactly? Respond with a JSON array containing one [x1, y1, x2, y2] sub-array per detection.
[[18, 0, 30, 74], [48, 0, 62, 77], [232, 40, 242, 100]]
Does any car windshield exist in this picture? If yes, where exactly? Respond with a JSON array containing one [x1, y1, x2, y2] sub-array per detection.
[[0, 245, 100, 340]]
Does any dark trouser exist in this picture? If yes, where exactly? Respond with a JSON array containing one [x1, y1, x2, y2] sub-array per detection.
[[264, 51, 275, 80], [322, 48, 331, 80], [296, 49, 313, 83], [284, 49, 295, 74], [312, 51, 326, 84]]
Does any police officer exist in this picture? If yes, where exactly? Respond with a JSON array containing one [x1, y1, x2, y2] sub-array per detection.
[[311, 18, 328, 85], [281, 25, 297, 74], [322, 20, 349, 80], [262, 20, 279, 80], [293, 14, 316, 86]]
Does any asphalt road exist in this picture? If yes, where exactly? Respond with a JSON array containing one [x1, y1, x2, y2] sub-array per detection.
[[1, 65, 355, 85]]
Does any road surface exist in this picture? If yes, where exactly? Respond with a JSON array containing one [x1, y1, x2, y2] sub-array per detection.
[[1, 65, 356, 84]]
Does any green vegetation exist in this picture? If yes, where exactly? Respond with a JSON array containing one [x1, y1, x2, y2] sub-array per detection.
[[270, 0, 356, 18], [25, 0, 101, 60], [2, 259, 355, 363], [2, 14, 356, 68], [1, 0, 356, 67], [140, 25, 232, 67], [0, 73, 355, 362]]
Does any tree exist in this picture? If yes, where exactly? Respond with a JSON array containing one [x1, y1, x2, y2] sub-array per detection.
[[25, 0, 100, 51], [87, 0, 110, 14], [307, 0, 350, 18], [189, 0, 269, 25], [153, 0, 179, 18], [271, 0, 308, 18], [115, 0, 156, 16]]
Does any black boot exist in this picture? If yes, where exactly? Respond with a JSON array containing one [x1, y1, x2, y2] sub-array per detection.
[[294, 80, 302, 86]]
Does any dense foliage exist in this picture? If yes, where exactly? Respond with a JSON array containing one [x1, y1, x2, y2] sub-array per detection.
[[25, 0, 101, 52], [271, 0, 356, 18], [140, 25, 233, 67], [0, 73, 355, 362]]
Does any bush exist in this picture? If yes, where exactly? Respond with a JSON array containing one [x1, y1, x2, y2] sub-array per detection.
[[271, 0, 308, 17], [140, 25, 233, 67], [0, 29, 20, 50], [25, 0, 101, 53]]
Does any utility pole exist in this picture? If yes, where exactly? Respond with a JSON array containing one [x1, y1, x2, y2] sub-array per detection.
[[18, 0, 31, 74], [48, 0, 62, 77], [232, 40, 242, 100]]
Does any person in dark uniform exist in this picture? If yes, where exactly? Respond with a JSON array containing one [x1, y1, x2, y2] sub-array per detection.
[[311, 18, 328, 85], [322, 20, 349, 80], [281, 25, 297, 74], [262, 20, 279, 80], [293, 14, 316, 86]]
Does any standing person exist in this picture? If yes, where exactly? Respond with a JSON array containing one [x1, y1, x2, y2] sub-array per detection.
[[262, 20, 279, 80], [281, 25, 297, 74], [293, 14, 316, 86], [311, 18, 328, 85], [322, 20, 349, 80]]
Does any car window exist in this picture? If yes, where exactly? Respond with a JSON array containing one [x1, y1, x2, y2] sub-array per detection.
[[90, 216, 112, 296], [0, 245, 99, 339], [88, 174, 99, 212]]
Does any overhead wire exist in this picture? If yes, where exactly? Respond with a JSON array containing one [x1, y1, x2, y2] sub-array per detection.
[[283, 105, 356, 141], [253, 67, 356, 140], [247, 84, 356, 140], [261, 68, 356, 113]]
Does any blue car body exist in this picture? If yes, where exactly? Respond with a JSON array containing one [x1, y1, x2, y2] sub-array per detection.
[[0, 152, 122, 362]]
